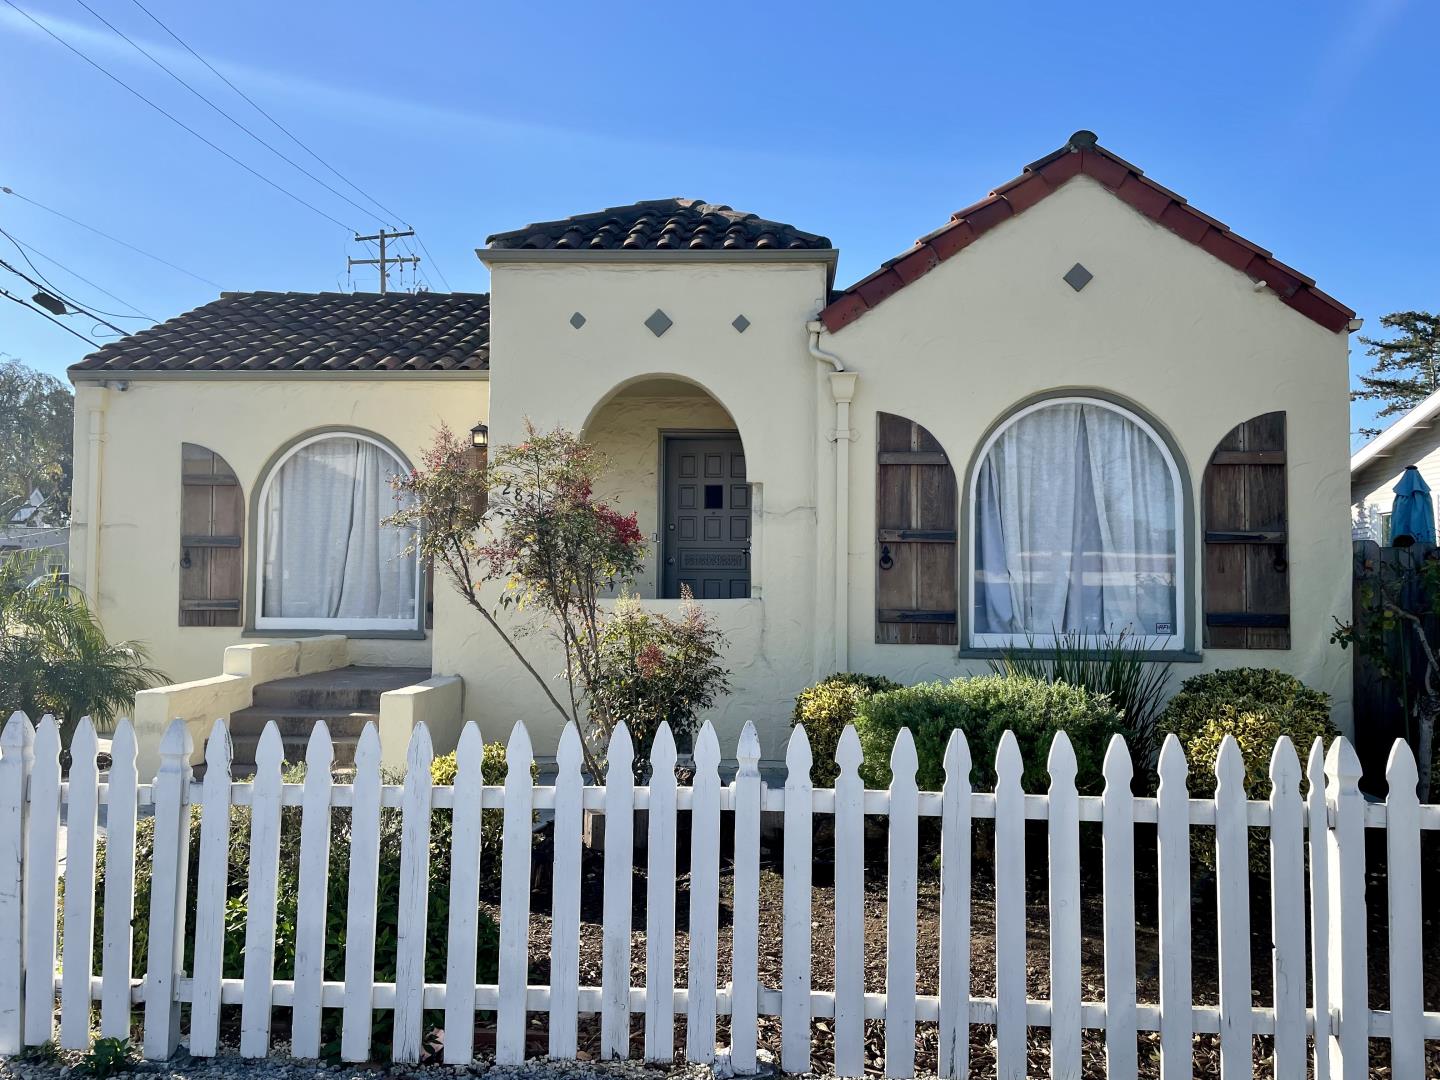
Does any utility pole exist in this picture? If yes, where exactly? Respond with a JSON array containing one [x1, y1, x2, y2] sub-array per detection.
[[348, 228, 419, 294]]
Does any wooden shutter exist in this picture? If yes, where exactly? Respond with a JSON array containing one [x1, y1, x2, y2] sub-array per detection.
[[179, 444, 243, 627], [875, 412, 958, 644], [1202, 411, 1289, 648]]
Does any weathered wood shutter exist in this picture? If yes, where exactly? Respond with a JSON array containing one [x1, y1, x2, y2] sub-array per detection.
[[875, 412, 957, 644], [1202, 411, 1289, 648], [179, 443, 243, 627]]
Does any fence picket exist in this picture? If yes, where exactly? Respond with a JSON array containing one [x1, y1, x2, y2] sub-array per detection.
[[443, 722, 485, 1065], [729, 722, 763, 1075], [1101, 736, 1137, 1080], [59, 718, 99, 1049], [496, 721, 536, 1065], [644, 723, 679, 1063], [1155, 735, 1192, 1080], [1268, 737, 1306, 1079], [241, 722, 285, 1058], [291, 723, 335, 1059], [1383, 741, 1423, 1078], [142, 719, 193, 1060], [99, 719, 138, 1041], [993, 731, 1025, 1080], [782, 724, 814, 1074], [686, 722, 722, 1063], [1325, 738, 1368, 1080], [600, 723, 636, 1060], [189, 720, 234, 1057], [23, 715, 60, 1048], [0, 714, 33, 1056], [885, 728, 919, 1079], [1046, 733, 1080, 1080], [1305, 739, 1331, 1080], [341, 723, 383, 1062], [549, 723, 585, 1059], [833, 726, 866, 1079], [937, 730, 971, 1080], [392, 722, 434, 1063], [1214, 736, 1251, 1078]]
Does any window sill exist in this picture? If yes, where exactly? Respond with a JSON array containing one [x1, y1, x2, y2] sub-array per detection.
[[243, 628, 428, 641], [956, 647, 1203, 664]]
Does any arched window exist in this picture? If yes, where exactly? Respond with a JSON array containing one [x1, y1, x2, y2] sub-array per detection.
[[969, 397, 1185, 649], [254, 433, 419, 631]]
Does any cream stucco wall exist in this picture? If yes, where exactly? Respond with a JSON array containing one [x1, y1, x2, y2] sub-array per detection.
[[69, 375, 489, 688], [829, 175, 1354, 729]]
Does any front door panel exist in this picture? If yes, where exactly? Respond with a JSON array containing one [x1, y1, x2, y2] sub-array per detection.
[[663, 435, 749, 599]]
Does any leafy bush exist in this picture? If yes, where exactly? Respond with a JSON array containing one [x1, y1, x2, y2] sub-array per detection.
[[76, 1037, 134, 1079], [588, 590, 730, 770], [1176, 704, 1335, 799], [791, 673, 902, 786], [1159, 667, 1334, 765], [94, 750, 503, 1060], [855, 674, 1126, 794]]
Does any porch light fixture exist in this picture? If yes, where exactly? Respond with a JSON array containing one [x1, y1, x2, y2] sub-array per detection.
[[470, 422, 489, 449]]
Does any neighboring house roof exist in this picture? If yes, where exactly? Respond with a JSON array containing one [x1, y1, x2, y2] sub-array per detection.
[[1351, 388, 1440, 477], [819, 130, 1355, 335], [485, 198, 831, 252], [69, 291, 490, 375]]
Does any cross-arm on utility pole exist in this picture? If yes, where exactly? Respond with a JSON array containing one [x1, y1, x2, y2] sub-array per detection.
[[348, 228, 419, 294]]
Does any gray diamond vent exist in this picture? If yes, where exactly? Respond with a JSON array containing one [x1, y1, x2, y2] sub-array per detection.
[[1063, 263, 1093, 292], [732, 314, 750, 333], [569, 312, 586, 329]]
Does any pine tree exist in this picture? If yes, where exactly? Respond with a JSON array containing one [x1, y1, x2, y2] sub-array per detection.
[[1352, 311, 1440, 437]]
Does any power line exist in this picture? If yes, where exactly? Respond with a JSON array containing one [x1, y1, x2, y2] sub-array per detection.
[[74, 0, 385, 229], [414, 234, 452, 291], [125, 0, 408, 228], [0, 226, 156, 321], [0, 256, 129, 335], [2, 0, 358, 232], [0, 286, 101, 346]]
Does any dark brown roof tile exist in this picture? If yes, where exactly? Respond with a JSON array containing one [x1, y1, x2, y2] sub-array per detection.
[[486, 198, 830, 252]]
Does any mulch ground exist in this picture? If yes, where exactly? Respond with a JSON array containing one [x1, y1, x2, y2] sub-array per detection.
[[479, 818, 1440, 1078]]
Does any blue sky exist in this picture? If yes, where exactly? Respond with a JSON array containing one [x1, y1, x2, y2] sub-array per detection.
[[1, 0, 1435, 448]]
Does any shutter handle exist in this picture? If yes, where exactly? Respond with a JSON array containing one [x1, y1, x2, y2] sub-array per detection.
[[180, 548, 192, 570], [1273, 551, 1288, 573], [879, 544, 894, 571]]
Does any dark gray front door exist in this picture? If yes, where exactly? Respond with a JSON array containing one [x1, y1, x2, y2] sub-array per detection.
[[662, 435, 750, 599]]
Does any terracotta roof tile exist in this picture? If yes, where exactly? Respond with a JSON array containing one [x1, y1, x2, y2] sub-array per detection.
[[819, 131, 1354, 335], [69, 291, 490, 375], [486, 198, 830, 252]]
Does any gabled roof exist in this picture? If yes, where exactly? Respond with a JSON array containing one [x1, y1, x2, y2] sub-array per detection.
[[69, 290, 490, 375], [485, 198, 831, 252], [819, 131, 1355, 335], [1351, 389, 1440, 477]]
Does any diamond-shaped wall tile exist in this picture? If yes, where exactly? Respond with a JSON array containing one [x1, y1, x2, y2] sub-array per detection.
[[644, 309, 673, 337], [1063, 263, 1093, 292], [569, 311, 586, 329], [731, 314, 750, 333]]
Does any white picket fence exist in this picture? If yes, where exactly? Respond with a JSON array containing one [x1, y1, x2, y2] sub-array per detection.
[[0, 710, 1436, 1079]]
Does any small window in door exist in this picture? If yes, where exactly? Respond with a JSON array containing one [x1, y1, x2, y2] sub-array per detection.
[[704, 484, 724, 509]]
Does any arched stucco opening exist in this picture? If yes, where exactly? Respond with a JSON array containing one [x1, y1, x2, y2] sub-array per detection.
[[582, 376, 752, 600]]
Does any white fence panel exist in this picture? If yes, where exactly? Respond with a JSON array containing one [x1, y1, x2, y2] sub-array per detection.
[[241, 723, 285, 1058], [1213, 736, 1251, 1077], [833, 725, 866, 1078], [993, 732, 1025, 1080], [24, 715, 61, 1048], [291, 722, 335, 1059], [599, 722, 636, 1060], [1384, 741, 1423, 1077], [189, 720, 233, 1057], [0, 714, 31, 1055], [1267, 737, 1306, 1080], [1046, 733, 1081, 1080], [549, 723, 584, 1059], [59, 718, 99, 1050], [1101, 736, 1137, 1080], [443, 722, 485, 1065], [1155, 734, 1192, 1080], [936, 730, 971, 1080], [142, 720, 192, 1060], [685, 722, 722, 1064], [340, 723, 383, 1063], [782, 724, 813, 1074], [729, 722, 763, 1074], [98, 719, 138, 1041], [496, 720, 536, 1065], [392, 722, 434, 1063], [643, 722, 678, 1064]]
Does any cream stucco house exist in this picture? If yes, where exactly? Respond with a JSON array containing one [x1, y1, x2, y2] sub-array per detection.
[[67, 131, 1359, 772]]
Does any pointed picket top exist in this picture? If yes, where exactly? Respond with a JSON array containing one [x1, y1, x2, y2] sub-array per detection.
[[606, 721, 634, 774], [255, 721, 285, 772], [836, 725, 863, 777], [890, 725, 918, 781], [305, 721, 334, 772], [994, 729, 1022, 785], [33, 712, 60, 761], [735, 721, 761, 777], [354, 721, 381, 773], [455, 721, 482, 778], [1046, 730, 1076, 785], [405, 721, 433, 775], [693, 721, 720, 773], [1, 710, 30, 754], [650, 721, 677, 774], [158, 717, 194, 773], [1324, 736, 1362, 790], [109, 717, 136, 767], [70, 715, 98, 764], [943, 727, 971, 784], [786, 723, 813, 777], [1102, 733, 1133, 789], [556, 723, 583, 774], [1214, 735, 1245, 795], [1157, 733, 1189, 791], [1385, 738, 1419, 796], [1268, 736, 1301, 797], [506, 720, 534, 774], [1306, 737, 1326, 793], [204, 719, 232, 774]]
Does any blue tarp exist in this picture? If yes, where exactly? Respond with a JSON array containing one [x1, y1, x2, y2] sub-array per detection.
[[1391, 465, 1436, 546]]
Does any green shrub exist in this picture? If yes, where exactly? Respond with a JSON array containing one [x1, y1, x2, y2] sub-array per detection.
[[855, 674, 1126, 794], [76, 1037, 135, 1079], [94, 749, 503, 1060], [791, 673, 902, 786], [1177, 704, 1334, 799], [1158, 667, 1334, 773]]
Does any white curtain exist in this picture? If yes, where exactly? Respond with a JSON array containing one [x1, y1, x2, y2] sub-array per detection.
[[261, 437, 417, 622], [975, 402, 1177, 639]]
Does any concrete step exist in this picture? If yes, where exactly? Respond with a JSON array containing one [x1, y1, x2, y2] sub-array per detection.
[[228, 706, 378, 741], [229, 730, 361, 772], [249, 665, 431, 711]]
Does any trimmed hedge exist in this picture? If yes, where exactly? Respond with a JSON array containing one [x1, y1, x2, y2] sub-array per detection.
[[855, 674, 1126, 794], [791, 673, 902, 786]]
